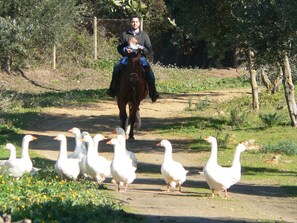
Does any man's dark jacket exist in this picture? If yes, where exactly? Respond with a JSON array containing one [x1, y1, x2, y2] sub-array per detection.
[[117, 29, 152, 57]]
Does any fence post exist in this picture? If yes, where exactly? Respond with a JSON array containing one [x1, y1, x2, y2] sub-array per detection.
[[94, 17, 98, 60], [53, 45, 56, 70], [140, 17, 143, 31]]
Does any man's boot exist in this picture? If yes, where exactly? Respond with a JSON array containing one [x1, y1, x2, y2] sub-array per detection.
[[107, 78, 117, 98], [107, 63, 123, 98], [145, 67, 159, 102]]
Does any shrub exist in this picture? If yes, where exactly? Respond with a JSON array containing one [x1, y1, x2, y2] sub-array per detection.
[[261, 141, 297, 155], [259, 112, 283, 127], [229, 108, 248, 128]]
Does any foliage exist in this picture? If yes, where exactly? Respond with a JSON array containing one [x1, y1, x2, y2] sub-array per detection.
[[261, 141, 297, 155], [0, 88, 20, 112], [0, 121, 20, 145], [154, 64, 249, 93], [0, 17, 30, 70], [111, 0, 151, 18], [18, 89, 107, 108], [165, 0, 236, 66], [259, 112, 284, 127], [165, 0, 297, 68], [187, 97, 209, 111], [0, 0, 88, 70], [232, 0, 297, 65], [229, 107, 249, 129], [0, 164, 141, 223], [81, 58, 117, 71]]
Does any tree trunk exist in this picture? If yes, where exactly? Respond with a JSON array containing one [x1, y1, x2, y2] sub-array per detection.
[[272, 63, 283, 94], [260, 66, 272, 92], [1, 56, 12, 74], [248, 49, 259, 110], [282, 52, 297, 126]]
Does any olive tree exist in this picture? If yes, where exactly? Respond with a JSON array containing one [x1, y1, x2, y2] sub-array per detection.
[[0, 0, 87, 73]]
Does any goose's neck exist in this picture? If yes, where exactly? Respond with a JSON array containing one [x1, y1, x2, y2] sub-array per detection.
[[163, 145, 173, 163], [58, 139, 68, 159], [9, 149, 16, 160], [87, 140, 96, 156], [93, 140, 99, 153], [232, 149, 242, 167], [74, 134, 82, 151], [21, 140, 30, 158], [120, 139, 126, 150], [209, 141, 218, 163], [113, 143, 125, 158]]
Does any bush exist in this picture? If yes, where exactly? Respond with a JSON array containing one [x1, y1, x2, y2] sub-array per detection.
[[261, 141, 297, 155], [229, 108, 248, 128], [259, 112, 283, 127]]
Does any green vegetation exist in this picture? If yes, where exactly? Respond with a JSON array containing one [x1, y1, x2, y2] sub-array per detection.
[[0, 161, 140, 223], [1, 67, 297, 221], [261, 141, 297, 155], [154, 65, 249, 93]]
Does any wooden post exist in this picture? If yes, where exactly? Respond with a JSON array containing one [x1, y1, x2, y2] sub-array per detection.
[[140, 17, 143, 31], [94, 17, 98, 60], [248, 49, 259, 111], [53, 45, 56, 70], [282, 52, 297, 126]]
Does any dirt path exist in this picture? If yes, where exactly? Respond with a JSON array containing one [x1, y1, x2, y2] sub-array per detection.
[[24, 89, 297, 223]]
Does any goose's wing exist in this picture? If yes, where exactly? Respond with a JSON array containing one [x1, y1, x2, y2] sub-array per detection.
[[167, 160, 188, 181]]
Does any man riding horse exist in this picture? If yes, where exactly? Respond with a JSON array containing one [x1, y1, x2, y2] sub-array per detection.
[[107, 15, 159, 103]]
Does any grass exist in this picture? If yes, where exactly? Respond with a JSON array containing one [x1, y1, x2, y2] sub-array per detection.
[[0, 158, 141, 223], [154, 65, 249, 93], [1, 66, 297, 221]]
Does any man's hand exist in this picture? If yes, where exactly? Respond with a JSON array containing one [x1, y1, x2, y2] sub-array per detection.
[[126, 48, 133, 54]]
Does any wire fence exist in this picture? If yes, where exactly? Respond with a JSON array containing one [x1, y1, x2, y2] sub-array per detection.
[[51, 17, 150, 70]]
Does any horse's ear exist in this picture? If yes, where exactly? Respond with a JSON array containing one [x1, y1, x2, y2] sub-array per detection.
[[137, 48, 142, 55]]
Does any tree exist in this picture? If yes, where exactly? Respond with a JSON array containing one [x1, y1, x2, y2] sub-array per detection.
[[233, 0, 297, 125], [0, 0, 87, 73], [165, 0, 237, 66]]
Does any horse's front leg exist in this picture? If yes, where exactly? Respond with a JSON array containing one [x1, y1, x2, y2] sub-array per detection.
[[128, 106, 139, 140], [118, 102, 127, 132]]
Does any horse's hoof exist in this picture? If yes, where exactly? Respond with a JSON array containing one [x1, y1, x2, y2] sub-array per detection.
[[128, 137, 135, 141]]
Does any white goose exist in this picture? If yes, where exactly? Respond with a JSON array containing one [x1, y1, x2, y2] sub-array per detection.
[[203, 136, 245, 198], [0, 143, 17, 169], [68, 127, 87, 159], [1, 143, 17, 173], [107, 135, 136, 192], [112, 127, 137, 170], [5, 143, 17, 161], [157, 139, 188, 192], [54, 134, 80, 180], [229, 143, 246, 185], [3, 135, 36, 179], [93, 134, 108, 156], [78, 131, 90, 177], [82, 134, 111, 183]]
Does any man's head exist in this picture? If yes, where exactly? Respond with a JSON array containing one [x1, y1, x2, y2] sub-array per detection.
[[130, 15, 141, 31]]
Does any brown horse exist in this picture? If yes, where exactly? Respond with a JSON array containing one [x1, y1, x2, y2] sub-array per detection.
[[116, 50, 148, 140]]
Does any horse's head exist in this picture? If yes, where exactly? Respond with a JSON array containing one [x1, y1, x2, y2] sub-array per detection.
[[128, 72, 140, 84], [128, 48, 143, 59]]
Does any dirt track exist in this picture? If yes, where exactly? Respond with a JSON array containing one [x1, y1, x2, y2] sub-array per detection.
[[24, 89, 297, 223]]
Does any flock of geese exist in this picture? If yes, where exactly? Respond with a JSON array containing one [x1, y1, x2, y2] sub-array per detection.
[[0, 127, 246, 197]]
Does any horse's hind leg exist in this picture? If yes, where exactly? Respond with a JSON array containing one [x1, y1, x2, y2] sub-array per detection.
[[135, 109, 141, 130]]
